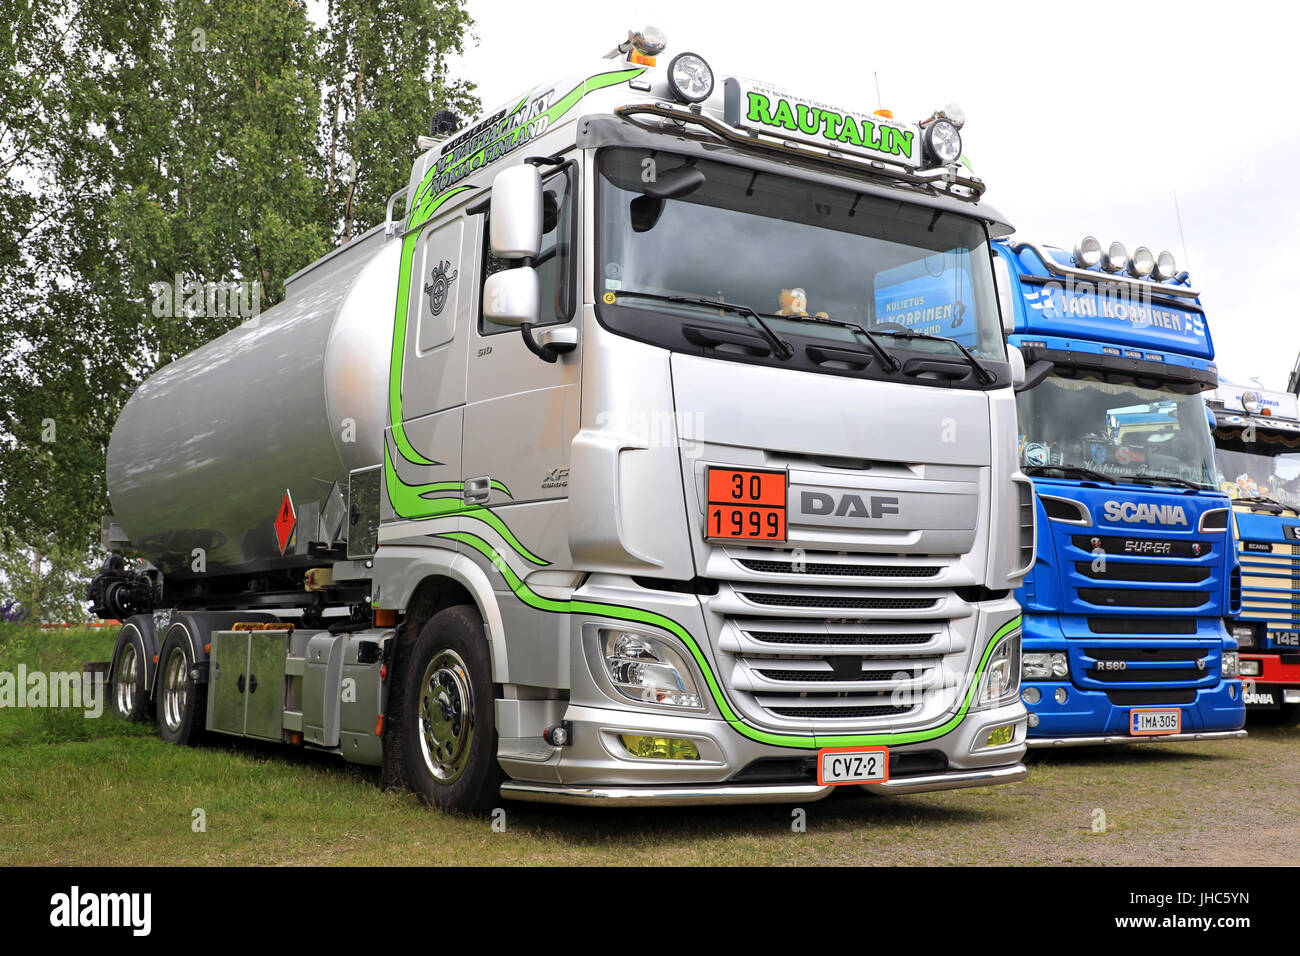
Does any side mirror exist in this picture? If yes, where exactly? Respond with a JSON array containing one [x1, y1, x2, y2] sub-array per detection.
[[992, 253, 1015, 334], [482, 268, 539, 327], [489, 165, 543, 259], [1007, 343, 1026, 388]]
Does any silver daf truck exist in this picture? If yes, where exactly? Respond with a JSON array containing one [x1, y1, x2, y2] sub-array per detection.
[[89, 29, 1035, 813]]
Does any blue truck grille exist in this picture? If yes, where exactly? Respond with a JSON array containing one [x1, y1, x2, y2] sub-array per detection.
[[1080, 646, 1214, 686], [1237, 539, 1300, 632], [1067, 534, 1214, 612]]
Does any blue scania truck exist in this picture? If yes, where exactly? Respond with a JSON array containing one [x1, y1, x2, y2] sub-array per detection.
[[992, 237, 1246, 746]]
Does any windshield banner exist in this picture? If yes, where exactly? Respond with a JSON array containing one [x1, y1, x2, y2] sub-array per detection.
[[723, 78, 922, 168], [874, 255, 978, 349], [1018, 282, 1211, 358]]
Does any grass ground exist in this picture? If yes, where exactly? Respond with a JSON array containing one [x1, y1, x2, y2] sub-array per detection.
[[1, 624, 1294, 866]]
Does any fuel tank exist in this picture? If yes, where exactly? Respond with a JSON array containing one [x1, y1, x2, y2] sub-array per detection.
[[106, 227, 397, 579]]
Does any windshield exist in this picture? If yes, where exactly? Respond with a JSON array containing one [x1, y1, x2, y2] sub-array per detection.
[[1212, 424, 1300, 509], [594, 147, 1006, 378], [1016, 373, 1218, 489]]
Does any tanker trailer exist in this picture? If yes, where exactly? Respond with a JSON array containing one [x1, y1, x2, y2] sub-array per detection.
[[88, 28, 1034, 814]]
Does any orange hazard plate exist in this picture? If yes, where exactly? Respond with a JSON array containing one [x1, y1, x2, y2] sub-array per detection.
[[706, 468, 787, 542]]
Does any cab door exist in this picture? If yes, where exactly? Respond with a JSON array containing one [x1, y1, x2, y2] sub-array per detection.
[[462, 162, 581, 563], [384, 204, 475, 520]]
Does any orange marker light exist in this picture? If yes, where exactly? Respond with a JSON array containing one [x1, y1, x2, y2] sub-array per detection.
[[204, 643, 211, 654], [375, 714, 384, 736], [873, 108, 894, 119], [374, 608, 396, 627]]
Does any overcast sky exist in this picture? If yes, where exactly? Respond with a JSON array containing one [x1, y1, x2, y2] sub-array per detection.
[[446, 0, 1300, 390]]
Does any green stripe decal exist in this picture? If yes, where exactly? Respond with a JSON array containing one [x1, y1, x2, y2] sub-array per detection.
[[437, 527, 1022, 749]]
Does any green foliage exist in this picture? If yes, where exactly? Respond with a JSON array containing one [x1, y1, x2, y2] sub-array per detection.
[[0, 0, 479, 615], [0, 529, 93, 625]]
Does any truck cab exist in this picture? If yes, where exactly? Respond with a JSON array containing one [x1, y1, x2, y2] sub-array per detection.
[[995, 237, 1246, 746], [93, 29, 1035, 812], [1207, 382, 1300, 722]]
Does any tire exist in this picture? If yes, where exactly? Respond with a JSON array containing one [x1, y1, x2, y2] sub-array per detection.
[[156, 630, 205, 745], [110, 622, 152, 723], [398, 605, 502, 814]]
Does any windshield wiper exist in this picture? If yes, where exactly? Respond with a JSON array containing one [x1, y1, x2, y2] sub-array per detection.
[[870, 329, 996, 385], [611, 290, 794, 359], [1127, 472, 1207, 491], [783, 315, 902, 372], [1235, 491, 1289, 511], [1024, 464, 1113, 483]]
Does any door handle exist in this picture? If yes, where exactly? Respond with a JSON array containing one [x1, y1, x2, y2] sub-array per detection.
[[463, 476, 492, 505]]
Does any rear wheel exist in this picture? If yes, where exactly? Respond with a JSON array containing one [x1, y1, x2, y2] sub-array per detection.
[[156, 630, 204, 745], [400, 605, 502, 814], [110, 623, 151, 723]]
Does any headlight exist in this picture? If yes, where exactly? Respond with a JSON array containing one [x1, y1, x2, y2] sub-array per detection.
[[666, 52, 713, 104], [1222, 650, 1242, 681], [1128, 246, 1155, 278], [922, 118, 962, 166], [979, 632, 1021, 706], [597, 628, 703, 709], [1022, 651, 1068, 680], [1101, 241, 1128, 274], [1153, 250, 1178, 281], [1073, 236, 1103, 269], [1230, 623, 1256, 648]]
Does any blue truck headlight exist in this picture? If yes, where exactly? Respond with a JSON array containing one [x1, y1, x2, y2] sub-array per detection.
[[1022, 651, 1068, 680], [597, 628, 704, 709], [979, 632, 1021, 705], [1222, 652, 1240, 678]]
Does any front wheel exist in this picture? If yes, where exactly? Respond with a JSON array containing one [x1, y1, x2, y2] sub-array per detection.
[[400, 605, 502, 814]]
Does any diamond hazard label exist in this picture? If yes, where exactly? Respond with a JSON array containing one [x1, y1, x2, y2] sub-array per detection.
[[274, 490, 296, 555]]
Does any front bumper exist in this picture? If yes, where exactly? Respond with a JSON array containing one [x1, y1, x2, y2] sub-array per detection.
[[1022, 678, 1246, 746], [1241, 653, 1300, 708], [499, 763, 1028, 806]]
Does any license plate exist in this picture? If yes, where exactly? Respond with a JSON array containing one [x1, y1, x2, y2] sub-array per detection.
[[1274, 631, 1300, 647], [705, 468, 787, 542], [817, 746, 890, 785], [1130, 708, 1181, 736]]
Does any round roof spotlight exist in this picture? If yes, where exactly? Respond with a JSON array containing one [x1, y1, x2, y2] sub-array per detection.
[[1128, 246, 1155, 278], [1100, 241, 1129, 274], [1154, 250, 1178, 282], [1242, 391, 1261, 414], [667, 52, 714, 104], [922, 119, 962, 166], [1074, 236, 1103, 269]]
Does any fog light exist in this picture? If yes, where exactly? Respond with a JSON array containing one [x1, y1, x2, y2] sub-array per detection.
[[620, 734, 700, 760], [1054, 687, 1068, 704], [1153, 250, 1178, 282], [1101, 241, 1128, 274], [1284, 689, 1300, 704], [1074, 235, 1103, 269], [1027, 713, 1039, 727], [922, 118, 962, 166], [1022, 686, 1041, 705], [1240, 658, 1261, 677], [986, 724, 1015, 747], [1128, 246, 1155, 278]]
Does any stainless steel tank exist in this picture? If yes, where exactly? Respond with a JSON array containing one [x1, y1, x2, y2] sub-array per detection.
[[106, 228, 397, 579]]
